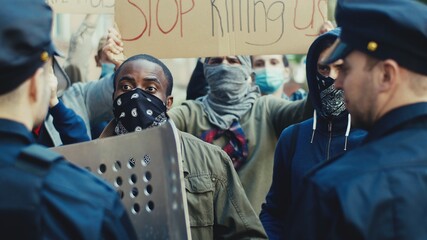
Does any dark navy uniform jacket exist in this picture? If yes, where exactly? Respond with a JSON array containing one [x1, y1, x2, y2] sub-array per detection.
[[288, 103, 427, 240], [0, 118, 137, 239]]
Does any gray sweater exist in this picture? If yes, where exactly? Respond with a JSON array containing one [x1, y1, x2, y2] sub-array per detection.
[[44, 74, 114, 146]]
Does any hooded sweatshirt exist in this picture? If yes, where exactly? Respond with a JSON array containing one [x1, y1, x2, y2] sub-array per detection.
[[259, 28, 367, 239]]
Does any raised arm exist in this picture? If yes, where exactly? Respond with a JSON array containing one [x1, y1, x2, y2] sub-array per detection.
[[266, 95, 313, 137]]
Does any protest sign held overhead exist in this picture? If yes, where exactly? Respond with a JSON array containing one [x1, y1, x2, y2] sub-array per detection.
[[115, 0, 328, 58]]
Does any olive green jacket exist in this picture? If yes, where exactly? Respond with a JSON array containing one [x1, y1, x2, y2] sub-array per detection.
[[169, 96, 312, 214], [179, 131, 267, 239], [100, 121, 267, 239]]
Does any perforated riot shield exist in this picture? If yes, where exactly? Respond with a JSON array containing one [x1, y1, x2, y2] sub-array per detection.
[[52, 121, 191, 240]]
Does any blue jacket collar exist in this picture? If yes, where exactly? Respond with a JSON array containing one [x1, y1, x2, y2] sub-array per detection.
[[0, 118, 35, 144], [364, 102, 427, 143]]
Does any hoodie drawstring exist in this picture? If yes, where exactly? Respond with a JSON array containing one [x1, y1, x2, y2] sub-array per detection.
[[310, 110, 317, 143], [312, 111, 352, 151], [344, 113, 351, 150]]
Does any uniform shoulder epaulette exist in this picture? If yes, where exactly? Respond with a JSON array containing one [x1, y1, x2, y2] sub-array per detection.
[[17, 144, 64, 176], [21, 144, 63, 163]]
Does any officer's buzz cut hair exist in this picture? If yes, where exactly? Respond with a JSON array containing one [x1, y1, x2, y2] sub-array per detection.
[[113, 54, 174, 96]]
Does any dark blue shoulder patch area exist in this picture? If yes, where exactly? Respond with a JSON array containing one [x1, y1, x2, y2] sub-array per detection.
[[21, 144, 63, 163], [17, 144, 64, 176]]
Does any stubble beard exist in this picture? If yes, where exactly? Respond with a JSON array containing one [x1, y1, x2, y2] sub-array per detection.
[[349, 83, 377, 130]]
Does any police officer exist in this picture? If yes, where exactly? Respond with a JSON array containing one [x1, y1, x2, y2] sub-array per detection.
[[0, 1, 136, 239], [287, 0, 427, 239]]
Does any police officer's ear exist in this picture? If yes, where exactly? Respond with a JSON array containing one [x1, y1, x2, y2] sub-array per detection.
[[28, 67, 45, 103], [378, 59, 399, 94]]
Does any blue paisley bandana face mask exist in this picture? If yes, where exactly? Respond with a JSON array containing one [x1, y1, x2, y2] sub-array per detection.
[[113, 88, 168, 135], [316, 72, 346, 118], [254, 68, 286, 94]]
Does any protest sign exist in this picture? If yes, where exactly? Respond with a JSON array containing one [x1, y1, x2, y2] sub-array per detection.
[[47, 0, 114, 14], [115, 0, 328, 58]]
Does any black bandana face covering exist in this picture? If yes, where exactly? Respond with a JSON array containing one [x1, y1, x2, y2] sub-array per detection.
[[316, 72, 346, 118], [113, 88, 168, 135]]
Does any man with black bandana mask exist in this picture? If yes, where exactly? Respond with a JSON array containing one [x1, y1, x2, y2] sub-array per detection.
[[259, 28, 367, 239], [316, 64, 346, 118], [99, 54, 267, 239], [112, 88, 168, 134]]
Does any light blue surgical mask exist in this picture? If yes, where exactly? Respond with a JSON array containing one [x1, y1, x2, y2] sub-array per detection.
[[254, 68, 286, 94]]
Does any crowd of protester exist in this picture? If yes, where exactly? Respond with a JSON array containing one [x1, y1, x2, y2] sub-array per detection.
[[1, 0, 427, 239]]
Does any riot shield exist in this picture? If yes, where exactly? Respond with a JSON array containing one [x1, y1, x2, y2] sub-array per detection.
[[52, 120, 191, 240]]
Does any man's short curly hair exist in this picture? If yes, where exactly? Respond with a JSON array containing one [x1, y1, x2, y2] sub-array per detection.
[[113, 54, 173, 96]]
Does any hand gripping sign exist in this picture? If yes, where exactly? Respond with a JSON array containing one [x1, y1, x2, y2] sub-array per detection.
[[52, 120, 191, 240]]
